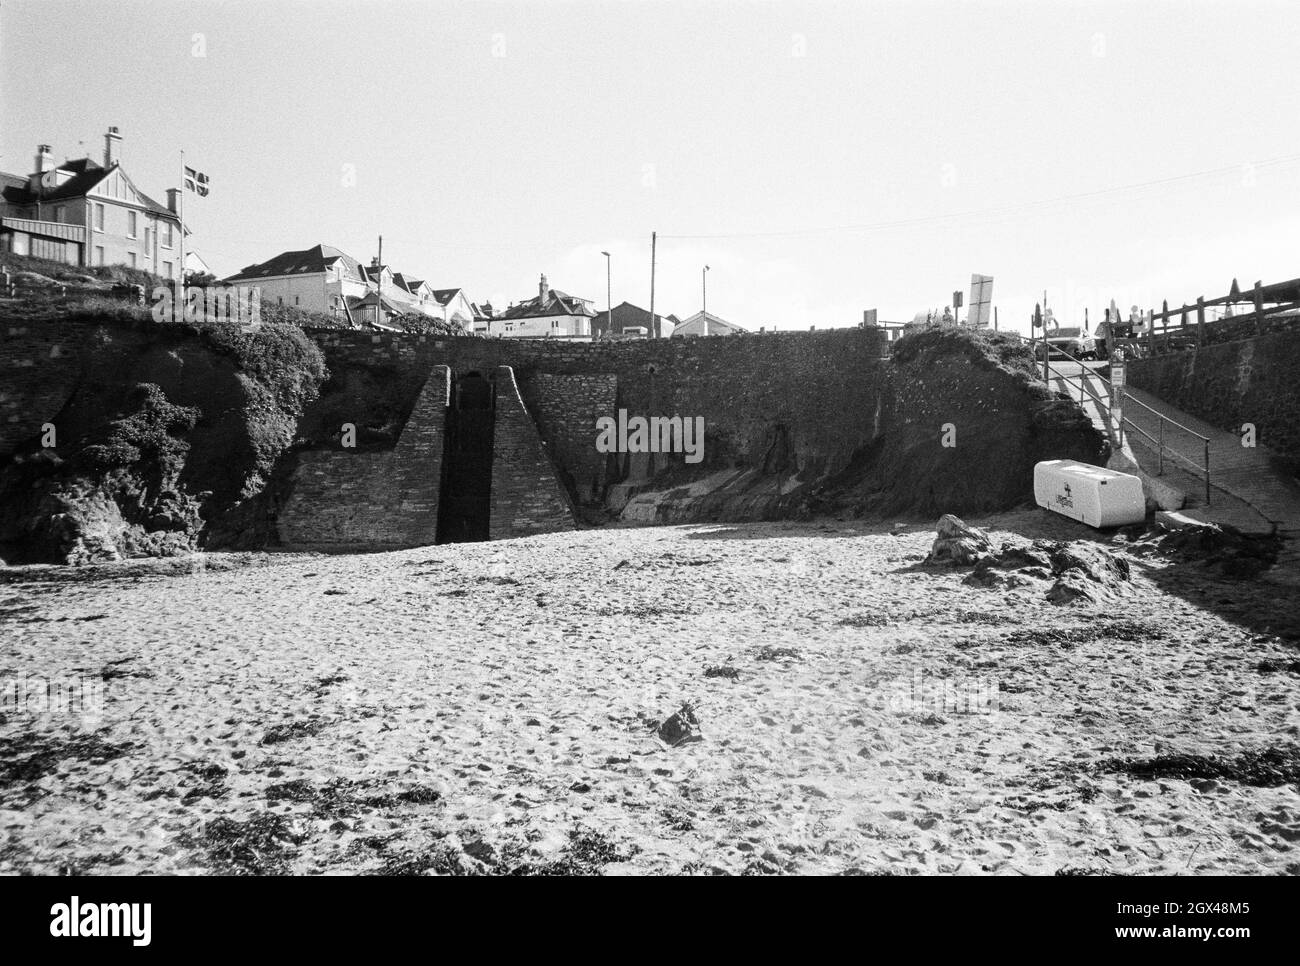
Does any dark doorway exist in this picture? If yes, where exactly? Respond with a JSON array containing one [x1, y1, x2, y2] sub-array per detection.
[[436, 371, 495, 543]]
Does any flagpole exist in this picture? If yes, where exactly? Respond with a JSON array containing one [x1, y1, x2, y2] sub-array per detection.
[[177, 149, 186, 320]]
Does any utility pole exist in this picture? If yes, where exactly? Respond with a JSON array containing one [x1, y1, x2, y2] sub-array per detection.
[[601, 250, 611, 339], [375, 234, 383, 328], [648, 231, 657, 337]]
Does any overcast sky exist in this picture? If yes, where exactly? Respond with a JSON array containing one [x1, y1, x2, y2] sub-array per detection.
[[3, 0, 1298, 332]]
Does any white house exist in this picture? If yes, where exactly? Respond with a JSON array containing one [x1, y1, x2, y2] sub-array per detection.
[[490, 274, 596, 338], [431, 288, 477, 327], [224, 244, 370, 316]]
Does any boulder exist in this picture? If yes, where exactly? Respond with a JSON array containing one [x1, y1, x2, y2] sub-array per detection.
[[656, 703, 703, 747], [926, 514, 992, 566], [1043, 541, 1131, 605]]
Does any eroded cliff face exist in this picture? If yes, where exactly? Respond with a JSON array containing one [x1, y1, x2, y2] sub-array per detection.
[[609, 328, 1108, 523], [0, 316, 325, 564]]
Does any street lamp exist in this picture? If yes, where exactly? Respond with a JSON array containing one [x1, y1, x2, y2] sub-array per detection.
[[702, 264, 710, 336], [601, 250, 611, 339]]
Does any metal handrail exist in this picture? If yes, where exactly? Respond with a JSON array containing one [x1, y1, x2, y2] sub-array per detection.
[[1040, 345, 1211, 503]]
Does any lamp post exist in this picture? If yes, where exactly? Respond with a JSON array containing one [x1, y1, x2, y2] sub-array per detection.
[[601, 250, 611, 339], [702, 264, 710, 336]]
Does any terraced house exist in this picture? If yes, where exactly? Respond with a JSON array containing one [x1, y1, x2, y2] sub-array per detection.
[[0, 127, 185, 277], [225, 244, 372, 316]]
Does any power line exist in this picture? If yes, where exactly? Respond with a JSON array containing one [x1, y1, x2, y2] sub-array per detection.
[[660, 152, 1300, 241]]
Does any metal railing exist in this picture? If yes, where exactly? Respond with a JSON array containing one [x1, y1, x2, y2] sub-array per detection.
[[1040, 344, 1212, 504]]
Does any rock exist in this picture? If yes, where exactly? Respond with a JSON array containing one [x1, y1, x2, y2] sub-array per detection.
[[1047, 542, 1130, 585], [656, 702, 703, 747], [987, 542, 1053, 571], [1045, 572, 1098, 604], [962, 566, 1006, 588], [1042, 542, 1131, 604], [926, 514, 992, 566]]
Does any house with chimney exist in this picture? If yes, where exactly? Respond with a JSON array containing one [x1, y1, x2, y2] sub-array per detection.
[[0, 127, 185, 277], [225, 246, 477, 329], [490, 274, 596, 338], [224, 244, 371, 317]]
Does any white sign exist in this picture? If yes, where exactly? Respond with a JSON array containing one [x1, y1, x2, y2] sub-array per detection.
[[967, 274, 994, 327], [1111, 363, 1125, 387]]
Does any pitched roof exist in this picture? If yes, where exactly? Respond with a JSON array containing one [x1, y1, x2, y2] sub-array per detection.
[[347, 291, 408, 313], [392, 274, 425, 293], [497, 286, 596, 320], [0, 158, 179, 223], [672, 310, 746, 335], [431, 288, 464, 306], [225, 244, 365, 283], [599, 301, 672, 334]]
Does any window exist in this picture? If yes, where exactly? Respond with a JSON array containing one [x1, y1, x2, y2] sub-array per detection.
[[127, 252, 136, 268], [93, 203, 105, 231], [127, 211, 137, 238], [95, 246, 105, 265], [294, 296, 300, 306], [163, 260, 173, 278], [162, 223, 173, 249], [54, 206, 66, 224]]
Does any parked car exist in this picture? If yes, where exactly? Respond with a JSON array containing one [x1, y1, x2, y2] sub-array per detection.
[[1043, 325, 1096, 360]]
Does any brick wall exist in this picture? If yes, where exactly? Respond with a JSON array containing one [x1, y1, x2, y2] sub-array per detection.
[[1128, 329, 1300, 469], [305, 327, 888, 497], [529, 372, 618, 503], [488, 366, 576, 540], [276, 365, 450, 548]]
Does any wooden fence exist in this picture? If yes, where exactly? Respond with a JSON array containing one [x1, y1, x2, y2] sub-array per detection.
[[1141, 276, 1300, 354]]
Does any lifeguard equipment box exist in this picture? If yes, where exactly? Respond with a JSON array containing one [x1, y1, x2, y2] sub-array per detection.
[[1033, 459, 1145, 529]]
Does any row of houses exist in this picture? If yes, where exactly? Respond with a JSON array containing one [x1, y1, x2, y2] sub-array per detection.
[[223, 245, 746, 340], [0, 126, 749, 340]]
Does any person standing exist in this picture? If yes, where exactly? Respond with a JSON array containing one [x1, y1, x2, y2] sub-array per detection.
[[1095, 310, 1112, 361]]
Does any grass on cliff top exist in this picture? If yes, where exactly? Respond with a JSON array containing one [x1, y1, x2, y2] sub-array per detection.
[[1, 252, 169, 291], [8, 293, 327, 417], [891, 325, 1040, 380]]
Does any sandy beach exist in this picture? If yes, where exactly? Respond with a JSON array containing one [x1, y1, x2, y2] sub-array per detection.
[[2, 510, 1298, 875]]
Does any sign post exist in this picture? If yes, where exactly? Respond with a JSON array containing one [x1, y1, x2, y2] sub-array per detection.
[[967, 274, 994, 327], [1110, 362, 1126, 445]]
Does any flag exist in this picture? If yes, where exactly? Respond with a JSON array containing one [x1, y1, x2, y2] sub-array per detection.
[[184, 166, 210, 197]]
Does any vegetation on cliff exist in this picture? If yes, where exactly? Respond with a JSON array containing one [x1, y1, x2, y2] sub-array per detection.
[[0, 307, 327, 563]]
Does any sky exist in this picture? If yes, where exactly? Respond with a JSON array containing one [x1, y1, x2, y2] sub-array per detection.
[[3, 0, 1299, 333]]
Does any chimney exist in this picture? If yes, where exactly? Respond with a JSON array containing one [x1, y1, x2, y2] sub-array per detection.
[[538, 273, 549, 304], [104, 126, 122, 167], [33, 144, 53, 176], [166, 188, 180, 214]]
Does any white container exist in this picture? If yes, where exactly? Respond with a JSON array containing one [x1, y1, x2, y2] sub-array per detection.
[[1034, 459, 1145, 528]]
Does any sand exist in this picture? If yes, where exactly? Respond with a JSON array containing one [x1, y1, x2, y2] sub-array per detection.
[[2, 509, 1298, 875]]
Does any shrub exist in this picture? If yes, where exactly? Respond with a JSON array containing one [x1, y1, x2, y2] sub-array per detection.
[[79, 383, 200, 478], [255, 301, 353, 330], [394, 312, 468, 337]]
